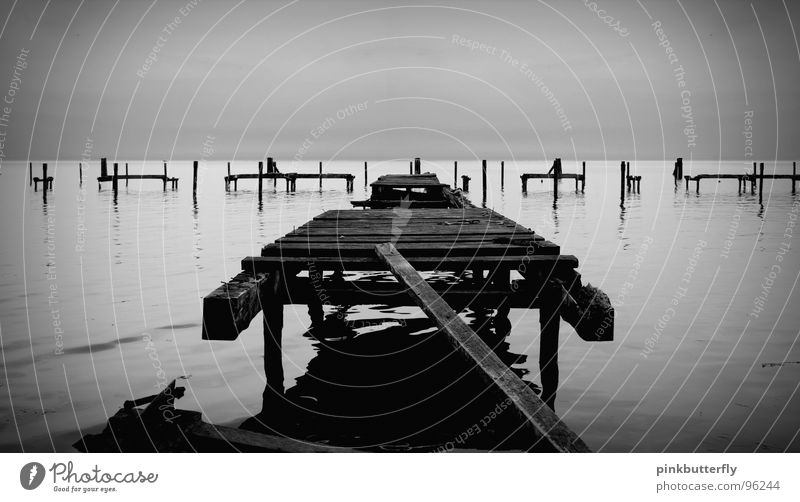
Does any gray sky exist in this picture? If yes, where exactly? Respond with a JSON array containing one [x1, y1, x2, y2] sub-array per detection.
[[0, 0, 798, 161]]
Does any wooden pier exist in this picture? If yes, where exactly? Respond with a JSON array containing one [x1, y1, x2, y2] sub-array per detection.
[[225, 158, 354, 193], [521, 159, 586, 194], [684, 162, 798, 198], [202, 189, 614, 452], [97, 159, 178, 191]]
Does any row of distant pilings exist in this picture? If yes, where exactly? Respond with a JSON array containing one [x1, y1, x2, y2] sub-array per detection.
[[27, 157, 797, 207]]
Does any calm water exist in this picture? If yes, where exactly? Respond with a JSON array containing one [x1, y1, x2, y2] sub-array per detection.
[[1, 159, 798, 452]]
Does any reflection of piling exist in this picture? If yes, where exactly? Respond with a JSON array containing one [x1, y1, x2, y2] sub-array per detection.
[[482, 159, 487, 203], [759, 162, 764, 205]]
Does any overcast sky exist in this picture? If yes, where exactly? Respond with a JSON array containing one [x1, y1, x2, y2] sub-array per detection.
[[0, 0, 798, 161]]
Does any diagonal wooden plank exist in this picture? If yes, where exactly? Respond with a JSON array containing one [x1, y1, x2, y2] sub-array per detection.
[[374, 242, 590, 453]]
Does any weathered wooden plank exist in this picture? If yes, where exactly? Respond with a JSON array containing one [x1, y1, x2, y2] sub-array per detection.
[[373, 243, 590, 453], [261, 241, 559, 257], [242, 254, 579, 272], [202, 272, 268, 341]]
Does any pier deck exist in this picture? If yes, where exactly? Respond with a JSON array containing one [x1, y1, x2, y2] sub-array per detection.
[[203, 203, 613, 452]]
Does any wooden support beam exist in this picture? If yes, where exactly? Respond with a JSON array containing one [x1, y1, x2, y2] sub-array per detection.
[[374, 242, 589, 453], [202, 272, 268, 340], [261, 270, 285, 412]]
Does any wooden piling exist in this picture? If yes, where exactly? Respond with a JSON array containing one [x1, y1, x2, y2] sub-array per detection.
[[626, 161, 631, 191], [29, 161, 32, 186], [79, 162, 82, 184], [793, 161, 796, 194], [414, 157, 421, 175], [163, 162, 168, 191], [260, 272, 285, 412], [482, 159, 487, 203], [581, 161, 586, 192], [501, 160, 505, 190], [409, 161, 412, 175], [125, 162, 129, 187], [258, 161, 263, 202], [454, 161, 458, 187], [363, 161, 367, 187], [226, 162, 231, 191], [320, 162, 323, 189], [462, 175, 470, 192], [193, 160, 198, 196], [553, 159, 559, 201], [100, 158, 107, 178], [539, 293, 560, 410], [620, 161, 625, 207], [113, 162, 118, 193], [752, 162, 757, 194], [759, 162, 764, 205], [43, 163, 48, 192]]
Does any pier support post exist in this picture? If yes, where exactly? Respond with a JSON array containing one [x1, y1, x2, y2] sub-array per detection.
[[307, 264, 324, 325], [696, 178, 700, 193], [226, 162, 231, 191], [553, 159, 559, 202], [581, 161, 586, 193], [522, 175, 527, 193], [759, 162, 764, 205], [319, 162, 323, 190], [260, 272, 285, 413], [112, 162, 118, 194], [125, 162, 129, 187], [363, 161, 367, 187], [454, 161, 458, 187], [29, 161, 33, 186], [414, 157, 421, 175], [462, 175, 470, 192], [79, 162, 82, 184], [101, 158, 107, 178], [193, 160, 198, 196], [626, 162, 631, 191], [619, 161, 625, 207], [409, 161, 412, 175], [258, 161, 264, 202], [43, 163, 49, 191], [793, 161, 796, 194], [752, 162, 757, 194], [685, 176, 689, 191], [482, 159, 487, 204], [501, 161, 504, 190], [163, 162, 168, 191], [539, 292, 560, 410]]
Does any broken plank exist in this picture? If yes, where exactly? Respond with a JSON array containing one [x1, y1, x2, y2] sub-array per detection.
[[202, 271, 268, 341], [373, 242, 590, 453]]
